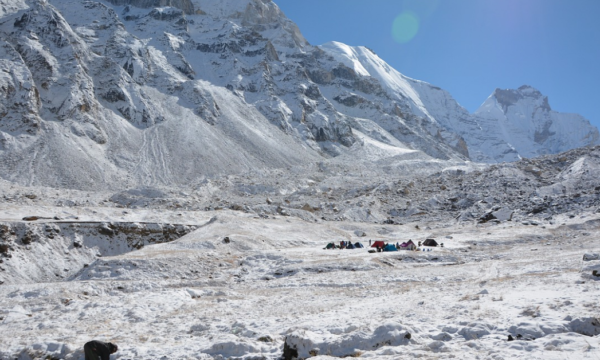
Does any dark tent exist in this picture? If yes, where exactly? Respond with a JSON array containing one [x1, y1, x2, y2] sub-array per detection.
[[383, 244, 398, 252], [371, 241, 385, 248], [346, 243, 356, 249], [324, 242, 335, 249], [422, 238, 438, 247], [354, 242, 364, 248]]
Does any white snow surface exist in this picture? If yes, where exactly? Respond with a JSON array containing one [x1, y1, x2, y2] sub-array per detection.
[[1, 144, 600, 359], [1, 206, 600, 359]]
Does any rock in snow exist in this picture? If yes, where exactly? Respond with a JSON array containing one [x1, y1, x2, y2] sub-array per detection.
[[583, 253, 599, 261], [569, 317, 600, 337]]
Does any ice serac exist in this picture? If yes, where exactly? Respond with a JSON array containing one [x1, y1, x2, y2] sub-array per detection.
[[474, 85, 600, 161]]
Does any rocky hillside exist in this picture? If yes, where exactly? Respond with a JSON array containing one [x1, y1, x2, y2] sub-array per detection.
[[0, 0, 597, 190]]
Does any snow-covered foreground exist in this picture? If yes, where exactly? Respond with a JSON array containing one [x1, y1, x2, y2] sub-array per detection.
[[1, 209, 599, 359]]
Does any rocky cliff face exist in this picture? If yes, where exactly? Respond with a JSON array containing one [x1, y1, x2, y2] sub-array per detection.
[[0, 0, 597, 190], [0, 0, 320, 190]]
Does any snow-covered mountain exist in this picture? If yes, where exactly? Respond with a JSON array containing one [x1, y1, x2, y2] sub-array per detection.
[[0, 0, 597, 189], [0, 0, 321, 190], [472, 85, 599, 162], [318, 43, 599, 163]]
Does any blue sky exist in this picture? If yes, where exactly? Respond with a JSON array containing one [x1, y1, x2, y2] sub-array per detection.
[[275, 0, 600, 129]]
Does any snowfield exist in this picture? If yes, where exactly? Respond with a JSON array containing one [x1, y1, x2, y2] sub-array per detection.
[[1, 127, 600, 360], [1, 199, 599, 359]]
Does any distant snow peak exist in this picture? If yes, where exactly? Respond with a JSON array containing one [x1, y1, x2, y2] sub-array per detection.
[[492, 85, 550, 113], [474, 86, 599, 161]]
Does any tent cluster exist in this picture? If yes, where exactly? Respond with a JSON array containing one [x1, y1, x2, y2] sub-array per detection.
[[324, 238, 443, 252], [371, 240, 417, 252], [370, 241, 399, 252], [371, 239, 420, 252], [324, 241, 365, 250]]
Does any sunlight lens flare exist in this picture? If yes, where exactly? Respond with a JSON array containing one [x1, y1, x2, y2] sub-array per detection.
[[392, 11, 420, 44], [402, 0, 440, 19]]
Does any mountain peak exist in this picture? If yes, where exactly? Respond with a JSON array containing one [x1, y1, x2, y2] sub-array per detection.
[[195, 0, 307, 48], [474, 84, 598, 160], [517, 84, 545, 98], [491, 85, 550, 113], [517, 84, 540, 93]]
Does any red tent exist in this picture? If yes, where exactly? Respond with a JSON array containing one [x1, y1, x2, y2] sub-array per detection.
[[371, 241, 385, 248]]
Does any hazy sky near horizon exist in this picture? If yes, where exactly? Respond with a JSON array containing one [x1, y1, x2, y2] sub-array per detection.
[[276, 0, 600, 129]]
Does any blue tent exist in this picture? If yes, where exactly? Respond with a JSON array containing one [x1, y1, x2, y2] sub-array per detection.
[[346, 243, 355, 249], [354, 242, 364, 248], [383, 244, 398, 252]]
